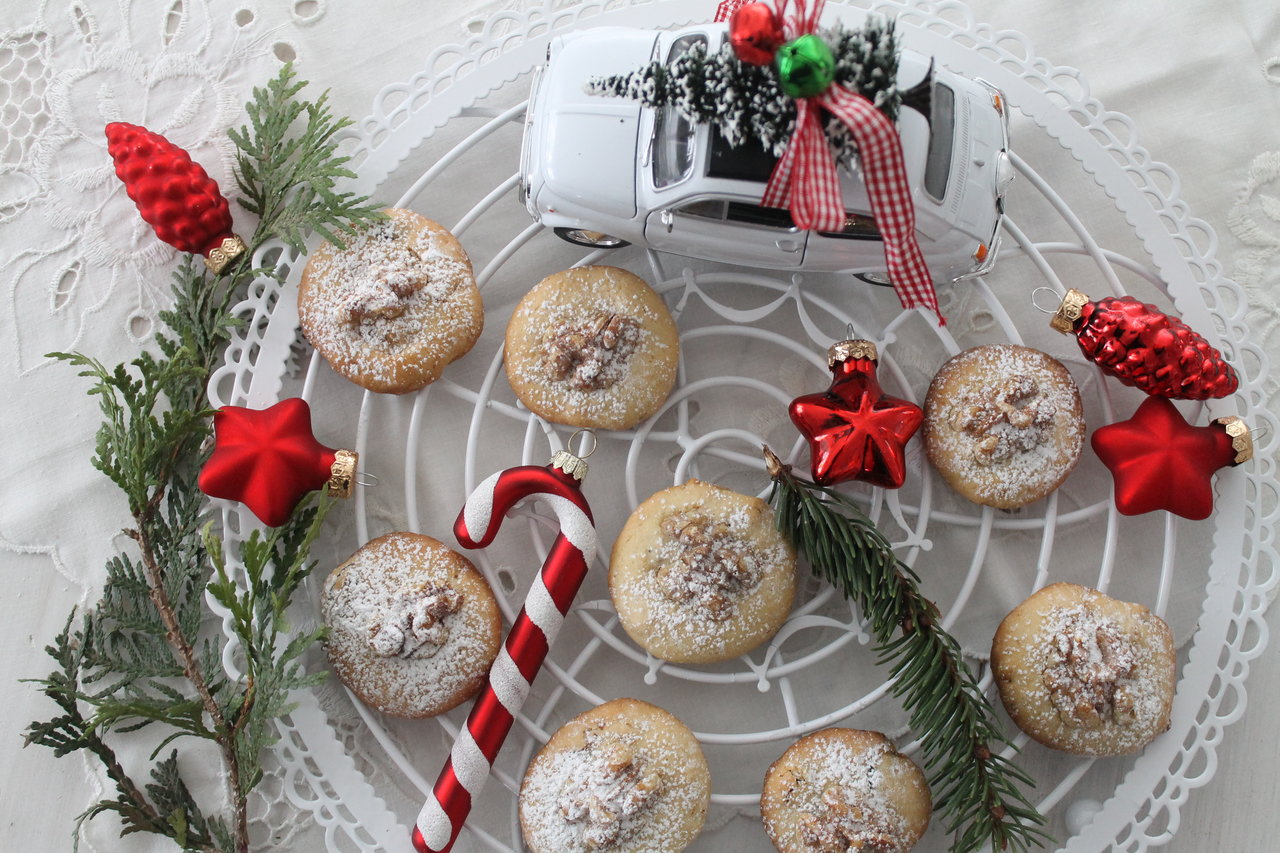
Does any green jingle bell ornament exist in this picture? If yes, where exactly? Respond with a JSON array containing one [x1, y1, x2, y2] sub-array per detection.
[[776, 34, 835, 98]]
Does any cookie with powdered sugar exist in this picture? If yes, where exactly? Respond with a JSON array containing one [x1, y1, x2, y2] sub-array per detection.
[[518, 698, 710, 853], [609, 479, 796, 664], [320, 532, 501, 718], [761, 728, 931, 853], [923, 344, 1085, 509], [299, 208, 483, 394], [504, 265, 678, 430], [991, 582, 1176, 756]]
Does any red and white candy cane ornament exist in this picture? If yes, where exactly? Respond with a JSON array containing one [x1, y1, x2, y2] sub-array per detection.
[[412, 442, 596, 853]]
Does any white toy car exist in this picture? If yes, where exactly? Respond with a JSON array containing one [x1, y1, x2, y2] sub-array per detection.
[[519, 22, 1013, 284]]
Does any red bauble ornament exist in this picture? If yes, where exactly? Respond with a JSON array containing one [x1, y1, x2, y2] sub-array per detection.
[[1091, 396, 1251, 520], [198, 398, 356, 527], [788, 339, 924, 488], [1050, 288, 1239, 399], [105, 121, 246, 274], [729, 2, 785, 65]]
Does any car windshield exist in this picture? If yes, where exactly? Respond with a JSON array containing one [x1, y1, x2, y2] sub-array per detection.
[[652, 34, 707, 189]]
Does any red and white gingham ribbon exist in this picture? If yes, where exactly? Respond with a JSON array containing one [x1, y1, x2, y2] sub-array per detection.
[[714, 0, 747, 21], [766, 84, 940, 320], [718, 0, 941, 322], [412, 462, 596, 853]]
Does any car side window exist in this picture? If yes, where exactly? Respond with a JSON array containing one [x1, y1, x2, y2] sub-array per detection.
[[676, 199, 728, 220], [725, 202, 797, 229], [675, 198, 808, 232]]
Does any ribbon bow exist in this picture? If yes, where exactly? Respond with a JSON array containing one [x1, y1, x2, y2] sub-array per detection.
[[716, 0, 942, 323]]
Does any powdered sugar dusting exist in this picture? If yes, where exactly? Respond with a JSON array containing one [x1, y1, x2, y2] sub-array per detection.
[[925, 345, 1084, 507], [1028, 601, 1170, 752], [544, 311, 641, 391], [612, 482, 796, 662], [655, 508, 767, 622], [366, 585, 461, 659], [299, 209, 482, 392], [505, 266, 677, 429], [519, 700, 709, 853], [321, 533, 498, 718], [764, 732, 923, 853], [1042, 604, 1141, 728], [994, 585, 1176, 755]]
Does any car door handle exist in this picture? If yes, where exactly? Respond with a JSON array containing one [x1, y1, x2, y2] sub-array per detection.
[[776, 238, 802, 253], [659, 209, 674, 233]]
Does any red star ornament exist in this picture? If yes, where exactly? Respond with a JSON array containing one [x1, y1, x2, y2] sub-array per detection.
[[198, 398, 356, 527], [1090, 396, 1251, 520], [789, 339, 923, 488]]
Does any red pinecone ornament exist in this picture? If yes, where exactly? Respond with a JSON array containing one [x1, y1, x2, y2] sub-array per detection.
[[1050, 288, 1238, 399], [105, 122, 245, 273]]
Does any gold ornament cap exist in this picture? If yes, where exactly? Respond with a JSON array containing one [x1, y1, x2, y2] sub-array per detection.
[[828, 339, 878, 368], [205, 235, 247, 275], [1050, 288, 1090, 334], [327, 449, 359, 498], [551, 450, 589, 481], [550, 429, 596, 482], [1213, 416, 1253, 465]]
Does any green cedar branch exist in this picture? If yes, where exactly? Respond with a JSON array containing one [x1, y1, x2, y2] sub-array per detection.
[[24, 63, 374, 853], [763, 447, 1051, 853]]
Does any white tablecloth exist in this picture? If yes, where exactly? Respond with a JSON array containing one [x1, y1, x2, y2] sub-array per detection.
[[2, 1, 1277, 851]]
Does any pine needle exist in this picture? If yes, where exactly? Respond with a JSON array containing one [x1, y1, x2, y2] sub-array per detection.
[[764, 447, 1052, 853]]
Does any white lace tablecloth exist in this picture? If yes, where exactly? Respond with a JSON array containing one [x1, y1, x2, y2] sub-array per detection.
[[2, 1, 1277, 851]]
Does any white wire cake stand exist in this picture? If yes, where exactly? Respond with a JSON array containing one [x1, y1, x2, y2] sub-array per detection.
[[207, 1, 1278, 851]]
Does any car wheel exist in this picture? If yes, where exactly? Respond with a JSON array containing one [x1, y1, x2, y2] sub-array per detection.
[[853, 272, 894, 288], [554, 227, 631, 249]]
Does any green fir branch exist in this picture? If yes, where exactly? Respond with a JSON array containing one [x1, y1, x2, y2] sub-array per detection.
[[763, 447, 1051, 853], [24, 64, 373, 853]]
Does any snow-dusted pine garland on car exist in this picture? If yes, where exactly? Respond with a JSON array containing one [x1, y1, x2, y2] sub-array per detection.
[[586, 18, 906, 168]]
